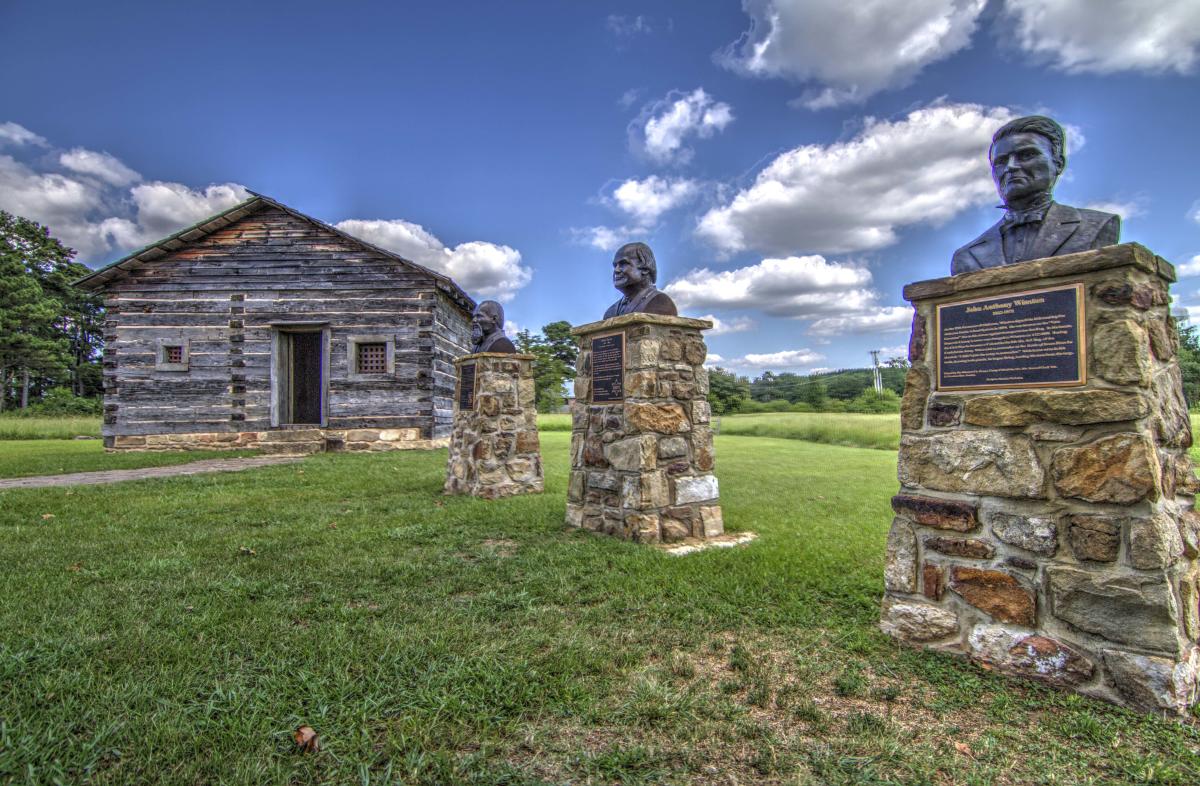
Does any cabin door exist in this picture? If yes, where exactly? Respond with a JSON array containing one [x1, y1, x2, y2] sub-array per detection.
[[273, 329, 327, 426]]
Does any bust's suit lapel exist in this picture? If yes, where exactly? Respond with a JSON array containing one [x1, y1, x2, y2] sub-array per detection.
[[1030, 203, 1081, 260], [968, 222, 1005, 268]]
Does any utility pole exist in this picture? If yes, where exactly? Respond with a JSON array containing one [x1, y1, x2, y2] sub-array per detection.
[[869, 350, 883, 394]]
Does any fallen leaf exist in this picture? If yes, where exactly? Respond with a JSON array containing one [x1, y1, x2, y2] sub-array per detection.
[[238, 546, 257, 557], [294, 724, 319, 752], [954, 741, 973, 756], [41, 513, 55, 520], [67, 562, 83, 572], [328, 522, 338, 530]]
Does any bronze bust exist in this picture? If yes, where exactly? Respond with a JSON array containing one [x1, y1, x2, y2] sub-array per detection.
[[470, 300, 516, 354], [603, 242, 678, 319], [951, 115, 1120, 275]]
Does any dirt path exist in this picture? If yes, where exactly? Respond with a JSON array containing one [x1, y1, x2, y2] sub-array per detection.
[[0, 456, 304, 490]]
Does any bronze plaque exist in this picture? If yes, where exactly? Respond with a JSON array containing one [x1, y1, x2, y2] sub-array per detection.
[[591, 332, 625, 403], [457, 362, 477, 411], [936, 283, 1085, 391]]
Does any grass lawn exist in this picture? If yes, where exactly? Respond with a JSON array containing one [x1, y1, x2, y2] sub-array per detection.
[[1, 433, 1197, 784], [0, 440, 261, 480]]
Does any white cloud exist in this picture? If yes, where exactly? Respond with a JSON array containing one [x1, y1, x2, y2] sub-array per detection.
[[632, 88, 734, 164], [571, 225, 626, 252], [875, 344, 910, 358], [807, 367, 833, 375], [665, 255, 875, 318], [1003, 0, 1200, 74], [129, 181, 248, 239], [612, 176, 699, 226], [704, 353, 725, 368], [1082, 199, 1144, 220], [722, 0, 987, 107], [607, 14, 653, 38], [696, 101, 1014, 256], [336, 219, 531, 302], [699, 314, 755, 335], [809, 307, 913, 336], [1189, 201, 1200, 225], [618, 88, 644, 109], [59, 148, 142, 187], [1176, 255, 1200, 278], [729, 349, 826, 369], [0, 121, 47, 147]]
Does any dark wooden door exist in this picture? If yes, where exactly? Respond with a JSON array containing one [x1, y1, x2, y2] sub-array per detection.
[[290, 332, 323, 424]]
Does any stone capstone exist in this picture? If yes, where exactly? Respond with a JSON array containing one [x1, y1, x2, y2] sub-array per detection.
[[986, 511, 1058, 556], [963, 389, 1148, 427], [880, 598, 959, 643], [891, 494, 978, 532], [898, 432, 1045, 499], [884, 518, 917, 593], [1102, 648, 1199, 716], [1047, 565, 1180, 654], [949, 567, 1036, 626], [1052, 433, 1161, 504], [1090, 319, 1152, 387], [967, 625, 1095, 688]]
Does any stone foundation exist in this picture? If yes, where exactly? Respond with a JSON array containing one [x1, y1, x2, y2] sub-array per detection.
[[566, 314, 722, 543], [443, 352, 543, 498], [883, 244, 1200, 716], [107, 428, 444, 454]]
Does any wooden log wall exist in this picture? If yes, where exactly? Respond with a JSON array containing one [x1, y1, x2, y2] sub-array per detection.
[[102, 206, 472, 440]]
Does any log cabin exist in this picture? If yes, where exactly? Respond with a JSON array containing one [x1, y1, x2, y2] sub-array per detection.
[[76, 194, 475, 453]]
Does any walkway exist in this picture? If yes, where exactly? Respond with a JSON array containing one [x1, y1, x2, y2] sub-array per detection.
[[0, 456, 303, 490]]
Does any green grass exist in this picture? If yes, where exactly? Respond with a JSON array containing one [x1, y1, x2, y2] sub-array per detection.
[[2, 434, 1197, 784], [538, 413, 571, 431], [0, 416, 101, 440], [0, 440, 260, 480], [718, 412, 901, 450]]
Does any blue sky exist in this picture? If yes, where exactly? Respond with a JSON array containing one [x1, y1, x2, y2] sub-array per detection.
[[2, 1, 1198, 374]]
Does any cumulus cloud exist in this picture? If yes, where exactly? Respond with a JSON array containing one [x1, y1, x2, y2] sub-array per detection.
[[1082, 199, 1145, 220], [700, 314, 755, 335], [703, 353, 725, 368], [664, 255, 875, 318], [726, 349, 826, 369], [59, 148, 142, 187], [631, 88, 734, 164], [1175, 254, 1200, 278], [722, 0, 987, 107], [336, 218, 531, 302], [571, 225, 626, 252], [696, 101, 1014, 256], [1003, 0, 1200, 74], [612, 176, 699, 226], [0, 121, 47, 147], [876, 343, 910, 358], [809, 307, 913, 336]]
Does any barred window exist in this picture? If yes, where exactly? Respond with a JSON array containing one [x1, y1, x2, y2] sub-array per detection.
[[356, 342, 388, 374], [163, 345, 184, 365]]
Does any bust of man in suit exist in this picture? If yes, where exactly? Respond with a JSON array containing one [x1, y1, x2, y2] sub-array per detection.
[[603, 242, 678, 319], [951, 115, 1120, 275], [470, 300, 516, 354]]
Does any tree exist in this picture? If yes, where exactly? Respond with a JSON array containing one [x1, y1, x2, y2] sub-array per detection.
[[0, 211, 103, 410], [707, 367, 750, 415], [799, 374, 828, 409], [1177, 318, 1200, 408], [515, 320, 578, 412]]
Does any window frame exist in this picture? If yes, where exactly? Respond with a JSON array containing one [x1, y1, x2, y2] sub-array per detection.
[[347, 335, 396, 380], [155, 338, 190, 372]]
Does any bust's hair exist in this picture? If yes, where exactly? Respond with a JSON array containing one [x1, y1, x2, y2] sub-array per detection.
[[475, 300, 504, 330], [990, 115, 1066, 172], [615, 242, 657, 284]]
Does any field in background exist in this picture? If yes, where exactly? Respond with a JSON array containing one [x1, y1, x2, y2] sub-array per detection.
[[2, 432, 1197, 783], [0, 416, 101, 440]]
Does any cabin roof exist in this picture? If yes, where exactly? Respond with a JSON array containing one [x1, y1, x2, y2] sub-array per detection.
[[73, 193, 476, 312]]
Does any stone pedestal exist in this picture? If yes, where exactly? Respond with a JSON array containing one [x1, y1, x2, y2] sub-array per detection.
[[566, 314, 722, 543], [883, 243, 1200, 716], [443, 352, 543, 499]]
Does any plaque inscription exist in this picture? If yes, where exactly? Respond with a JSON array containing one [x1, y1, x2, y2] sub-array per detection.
[[591, 332, 625, 403], [458, 362, 477, 411], [936, 284, 1084, 391]]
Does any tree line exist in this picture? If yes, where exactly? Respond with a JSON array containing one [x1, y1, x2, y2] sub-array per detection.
[[1, 211, 104, 413]]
